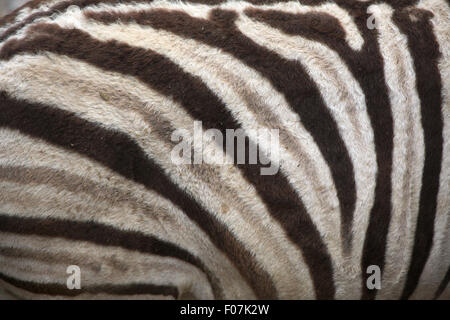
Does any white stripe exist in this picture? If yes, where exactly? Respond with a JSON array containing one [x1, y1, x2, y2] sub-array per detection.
[[0, 128, 252, 299], [0, 0, 62, 37], [0, 232, 213, 299], [0, 51, 314, 298], [411, 0, 450, 300], [367, 4, 425, 300], [235, 13, 377, 299], [0, 0, 363, 50]]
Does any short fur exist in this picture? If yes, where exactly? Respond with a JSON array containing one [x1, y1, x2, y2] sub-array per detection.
[[0, 0, 448, 300]]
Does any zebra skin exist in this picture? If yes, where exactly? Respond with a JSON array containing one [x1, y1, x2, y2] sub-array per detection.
[[0, 0, 448, 300]]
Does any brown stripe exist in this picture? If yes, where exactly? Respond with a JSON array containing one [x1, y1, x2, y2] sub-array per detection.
[[0, 0, 260, 42], [26, 16, 342, 298], [0, 56, 310, 293], [392, 8, 444, 300], [0, 89, 274, 299], [0, 213, 208, 299], [188, 33, 341, 228], [0, 233, 207, 282], [238, 9, 357, 252], [0, 0, 423, 32], [0, 0, 147, 42], [86, 4, 357, 254], [252, 4, 443, 298], [86, 8, 348, 299], [434, 267, 450, 300], [0, 271, 178, 298], [0, 0, 51, 27], [0, 20, 335, 297], [0, 63, 304, 283], [240, 7, 395, 300], [199, 6, 390, 298], [241, 1, 420, 9]]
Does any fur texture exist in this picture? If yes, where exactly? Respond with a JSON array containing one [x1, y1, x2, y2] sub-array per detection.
[[0, 0, 448, 300]]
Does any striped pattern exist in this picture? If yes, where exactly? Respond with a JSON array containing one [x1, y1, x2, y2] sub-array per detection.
[[0, 0, 448, 300]]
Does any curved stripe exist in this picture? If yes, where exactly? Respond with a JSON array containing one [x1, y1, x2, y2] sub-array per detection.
[[238, 8, 376, 260], [2, 3, 351, 262], [0, 48, 278, 298], [1, 17, 334, 298], [0, 22, 335, 298], [43, 14, 333, 297], [0, 0, 144, 42], [393, 8, 444, 300], [0, 244, 191, 281], [84, 8, 353, 299], [86, 2, 357, 256], [0, 0, 426, 41], [0, 271, 179, 298], [434, 267, 450, 300], [238, 8, 378, 298], [409, 0, 450, 301], [0, 130, 253, 299], [0, 51, 314, 298], [236, 5, 394, 300], [0, 213, 208, 300], [1, 0, 444, 300], [0, 232, 213, 299], [0, 91, 273, 299], [0, 0, 356, 41], [367, 4, 424, 300], [0, 0, 54, 29], [231, 15, 370, 298]]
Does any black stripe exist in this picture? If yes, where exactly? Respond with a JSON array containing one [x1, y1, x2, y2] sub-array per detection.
[[0, 271, 179, 298], [434, 267, 450, 300], [87, 4, 357, 254], [0, 214, 203, 299], [0, 91, 258, 299], [242, 0, 420, 8], [0, 20, 336, 298], [79, 10, 335, 298], [0, 24, 282, 298], [0, 0, 423, 34], [84, 8, 346, 299], [0, 0, 295, 42], [0, 86, 276, 299], [393, 9, 444, 300], [0, 0, 147, 42], [218, 7, 393, 300], [241, 9, 356, 254], [0, 0, 49, 27]]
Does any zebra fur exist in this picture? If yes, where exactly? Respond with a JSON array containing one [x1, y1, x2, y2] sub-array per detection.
[[0, 0, 448, 299]]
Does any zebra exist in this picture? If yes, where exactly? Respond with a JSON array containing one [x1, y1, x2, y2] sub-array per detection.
[[0, 0, 448, 300]]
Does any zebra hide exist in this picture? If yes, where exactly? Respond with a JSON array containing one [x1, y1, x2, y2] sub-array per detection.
[[0, 0, 448, 300]]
